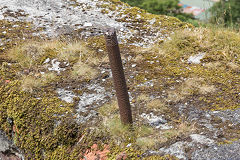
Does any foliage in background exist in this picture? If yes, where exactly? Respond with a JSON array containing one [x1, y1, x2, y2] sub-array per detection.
[[140, 0, 181, 16], [209, 0, 240, 28], [121, 0, 199, 26]]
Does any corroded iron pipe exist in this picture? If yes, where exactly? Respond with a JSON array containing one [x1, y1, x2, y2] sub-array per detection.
[[104, 28, 133, 125]]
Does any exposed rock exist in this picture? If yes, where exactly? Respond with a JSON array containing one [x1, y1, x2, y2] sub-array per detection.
[[188, 52, 205, 64], [140, 112, 172, 129], [190, 134, 215, 145], [159, 141, 189, 160], [56, 88, 76, 103], [0, 0, 239, 159], [0, 0, 190, 46], [0, 130, 24, 160], [192, 140, 240, 160]]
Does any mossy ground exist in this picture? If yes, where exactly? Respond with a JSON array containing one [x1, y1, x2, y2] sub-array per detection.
[[1, 25, 240, 159], [0, 22, 172, 159], [125, 27, 239, 144], [0, 1, 239, 159], [129, 27, 239, 111]]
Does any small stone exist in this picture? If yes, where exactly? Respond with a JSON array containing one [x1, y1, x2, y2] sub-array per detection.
[[131, 64, 137, 68], [44, 58, 50, 63], [190, 134, 215, 145], [136, 14, 141, 19], [83, 22, 93, 27], [188, 52, 205, 64], [126, 143, 131, 147]]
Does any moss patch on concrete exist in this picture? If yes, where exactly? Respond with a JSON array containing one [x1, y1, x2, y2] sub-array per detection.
[[0, 1, 239, 158], [0, 20, 42, 53], [0, 73, 80, 159], [130, 28, 239, 111]]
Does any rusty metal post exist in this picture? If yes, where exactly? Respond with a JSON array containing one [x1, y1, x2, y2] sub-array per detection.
[[104, 28, 133, 125]]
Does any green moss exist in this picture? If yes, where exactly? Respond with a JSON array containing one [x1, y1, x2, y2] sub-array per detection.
[[218, 138, 239, 145], [0, 60, 89, 159], [107, 144, 143, 159], [143, 155, 178, 160], [101, 8, 110, 14], [108, 143, 177, 159], [97, 3, 117, 11], [133, 27, 239, 111], [116, 6, 193, 37], [100, 0, 123, 5], [0, 20, 41, 53], [86, 35, 106, 52], [0, 78, 84, 159]]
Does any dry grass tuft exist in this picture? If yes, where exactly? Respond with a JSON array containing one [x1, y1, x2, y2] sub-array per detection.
[[41, 72, 57, 83], [8, 39, 100, 68], [227, 62, 239, 71], [162, 121, 196, 139], [166, 77, 216, 102], [8, 40, 64, 68], [8, 42, 44, 68], [21, 72, 57, 92], [137, 94, 150, 102], [98, 100, 119, 117], [166, 90, 185, 103], [134, 54, 144, 63], [21, 76, 41, 92], [57, 41, 90, 63], [71, 61, 98, 80], [136, 137, 156, 149], [41, 40, 64, 50], [205, 62, 222, 69], [146, 99, 169, 112], [198, 84, 216, 94]]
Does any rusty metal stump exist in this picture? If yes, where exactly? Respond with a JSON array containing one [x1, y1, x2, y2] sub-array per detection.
[[104, 28, 133, 125]]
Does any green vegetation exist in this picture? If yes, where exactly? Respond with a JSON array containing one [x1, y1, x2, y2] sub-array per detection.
[[121, 0, 240, 28], [0, 1, 239, 159], [0, 78, 80, 159], [0, 20, 178, 159], [132, 27, 239, 111], [210, 0, 240, 28], [121, 0, 199, 26]]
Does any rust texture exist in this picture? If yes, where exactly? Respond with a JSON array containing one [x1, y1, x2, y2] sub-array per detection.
[[104, 28, 133, 124]]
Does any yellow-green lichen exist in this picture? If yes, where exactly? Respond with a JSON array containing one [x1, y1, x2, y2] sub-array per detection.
[[0, 79, 83, 159], [116, 6, 193, 35], [0, 20, 41, 53], [99, 0, 123, 5], [86, 35, 107, 52], [0, 54, 92, 159], [131, 27, 239, 111], [1, 37, 169, 160], [97, 100, 183, 158]]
